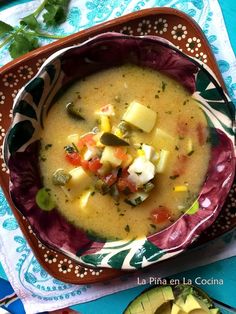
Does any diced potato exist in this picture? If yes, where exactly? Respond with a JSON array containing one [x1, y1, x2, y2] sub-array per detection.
[[155, 149, 170, 173], [80, 189, 93, 208], [61, 167, 93, 200], [122, 101, 157, 132], [83, 147, 100, 161], [187, 138, 194, 154], [100, 115, 111, 132], [67, 133, 79, 143], [101, 146, 122, 167], [93, 132, 105, 148], [153, 129, 174, 150], [174, 185, 188, 192], [155, 128, 174, 141], [97, 162, 112, 176], [142, 144, 156, 160]]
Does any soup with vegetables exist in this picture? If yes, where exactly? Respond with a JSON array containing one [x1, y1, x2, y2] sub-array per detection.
[[39, 64, 211, 240]]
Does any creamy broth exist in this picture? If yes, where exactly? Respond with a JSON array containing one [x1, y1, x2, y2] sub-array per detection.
[[39, 64, 211, 240]]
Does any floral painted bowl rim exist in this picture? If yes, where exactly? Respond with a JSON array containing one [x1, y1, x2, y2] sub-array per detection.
[[3, 32, 236, 270]]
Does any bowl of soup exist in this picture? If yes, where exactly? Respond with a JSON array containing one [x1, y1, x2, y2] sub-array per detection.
[[4, 33, 235, 270]]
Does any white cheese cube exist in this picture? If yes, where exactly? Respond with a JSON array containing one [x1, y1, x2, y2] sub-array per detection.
[[61, 167, 92, 200], [122, 101, 157, 133], [128, 156, 155, 187], [100, 146, 122, 167]]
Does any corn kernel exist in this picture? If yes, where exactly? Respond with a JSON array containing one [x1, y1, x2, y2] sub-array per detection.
[[100, 116, 111, 132], [173, 185, 188, 192], [137, 149, 145, 156], [114, 128, 123, 138]]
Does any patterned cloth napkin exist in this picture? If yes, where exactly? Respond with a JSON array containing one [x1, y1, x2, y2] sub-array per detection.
[[0, 1, 236, 313]]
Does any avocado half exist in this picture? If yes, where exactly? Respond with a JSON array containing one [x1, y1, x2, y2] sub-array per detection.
[[123, 284, 220, 314]]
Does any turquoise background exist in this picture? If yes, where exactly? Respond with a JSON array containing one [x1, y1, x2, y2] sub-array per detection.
[[0, 0, 235, 313]]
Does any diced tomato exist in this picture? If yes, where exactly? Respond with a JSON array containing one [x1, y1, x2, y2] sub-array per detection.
[[78, 133, 96, 149], [65, 152, 81, 166], [114, 147, 128, 161], [88, 157, 102, 173], [117, 177, 137, 193], [121, 167, 129, 178], [102, 172, 118, 186], [151, 206, 172, 224], [196, 122, 207, 145], [177, 120, 189, 137], [172, 154, 189, 176], [80, 159, 89, 170]]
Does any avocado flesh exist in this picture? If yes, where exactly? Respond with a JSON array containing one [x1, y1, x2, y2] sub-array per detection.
[[181, 295, 210, 313], [162, 286, 175, 301], [171, 303, 187, 314], [124, 286, 174, 314], [175, 298, 185, 309], [209, 309, 219, 314], [155, 301, 172, 314]]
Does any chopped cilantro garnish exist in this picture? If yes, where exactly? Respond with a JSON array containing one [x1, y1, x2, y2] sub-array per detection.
[[169, 175, 179, 180], [161, 81, 167, 92], [124, 224, 130, 232]]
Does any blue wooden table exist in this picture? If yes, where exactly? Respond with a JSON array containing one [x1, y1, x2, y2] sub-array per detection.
[[0, 1, 235, 313]]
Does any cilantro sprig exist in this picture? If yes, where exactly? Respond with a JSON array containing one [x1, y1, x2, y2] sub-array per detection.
[[0, 0, 70, 59]]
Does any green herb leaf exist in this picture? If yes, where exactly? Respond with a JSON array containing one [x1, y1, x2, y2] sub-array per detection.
[[43, 0, 70, 26], [187, 150, 194, 156], [0, 21, 14, 37], [9, 32, 39, 59], [169, 174, 179, 180], [124, 224, 130, 232], [20, 14, 40, 30], [45, 143, 53, 150], [161, 81, 167, 92]]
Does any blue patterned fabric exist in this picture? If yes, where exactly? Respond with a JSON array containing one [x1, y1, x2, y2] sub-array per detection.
[[0, 1, 235, 313], [0, 278, 26, 314]]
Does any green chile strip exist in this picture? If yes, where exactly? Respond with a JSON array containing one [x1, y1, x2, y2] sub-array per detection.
[[100, 132, 129, 146], [66, 102, 85, 120]]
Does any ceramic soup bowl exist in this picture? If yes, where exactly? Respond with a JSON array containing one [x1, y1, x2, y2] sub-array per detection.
[[3, 33, 235, 270]]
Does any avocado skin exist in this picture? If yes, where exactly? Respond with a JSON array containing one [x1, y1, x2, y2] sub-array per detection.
[[123, 286, 174, 314]]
